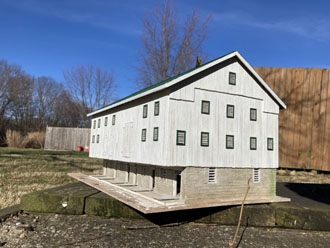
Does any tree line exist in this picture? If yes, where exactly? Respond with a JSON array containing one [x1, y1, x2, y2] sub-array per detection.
[[0, 61, 116, 144]]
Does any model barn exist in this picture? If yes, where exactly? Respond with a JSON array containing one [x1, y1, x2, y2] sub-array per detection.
[[70, 51, 290, 213]]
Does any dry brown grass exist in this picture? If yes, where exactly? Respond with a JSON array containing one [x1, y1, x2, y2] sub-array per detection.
[[0, 148, 102, 209], [6, 130, 46, 149]]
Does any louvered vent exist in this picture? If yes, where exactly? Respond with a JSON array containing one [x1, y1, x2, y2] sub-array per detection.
[[201, 100, 210, 114], [208, 167, 216, 183], [253, 169, 260, 183], [250, 108, 257, 121], [226, 105, 235, 118]]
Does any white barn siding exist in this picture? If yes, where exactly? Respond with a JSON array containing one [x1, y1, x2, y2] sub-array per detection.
[[90, 94, 170, 166]]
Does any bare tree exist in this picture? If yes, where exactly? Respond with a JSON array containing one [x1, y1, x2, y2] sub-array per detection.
[[34, 76, 63, 130], [63, 65, 117, 127], [137, 0, 211, 88]]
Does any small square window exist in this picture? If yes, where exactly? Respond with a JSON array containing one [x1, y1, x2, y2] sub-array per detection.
[[250, 108, 257, 121], [201, 132, 209, 147], [96, 134, 100, 143], [93, 120, 96, 129], [250, 137, 257, 150], [226, 135, 234, 149], [112, 115, 116, 125], [153, 127, 159, 141], [267, 138, 274, 151], [176, 130, 186, 146], [201, 100, 210, 114], [208, 168, 216, 183], [141, 129, 147, 142], [143, 104, 148, 118], [154, 101, 160, 116], [229, 72, 236, 85], [92, 135, 95, 143], [226, 105, 235, 118], [98, 119, 101, 128], [253, 169, 260, 183], [105, 117, 108, 126]]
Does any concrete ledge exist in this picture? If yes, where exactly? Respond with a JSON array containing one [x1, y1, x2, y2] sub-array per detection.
[[20, 182, 330, 231]]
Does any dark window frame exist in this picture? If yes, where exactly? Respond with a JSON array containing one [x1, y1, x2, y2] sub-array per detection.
[[92, 135, 95, 143], [112, 115, 116, 125], [143, 104, 148, 118], [176, 130, 186, 146], [96, 134, 100, 143], [105, 116, 108, 126], [98, 119, 101, 128], [93, 120, 96, 129], [141, 129, 147, 142], [153, 127, 159, 141], [226, 135, 234, 149], [250, 137, 257, 150], [154, 101, 160, 116], [229, 72, 236, 85], [267, 138, 274, 151], [201, 132, 209, 147], [250, 108, 257, 121], [226, 104, 235, 118], [201, 100, 210, 115]]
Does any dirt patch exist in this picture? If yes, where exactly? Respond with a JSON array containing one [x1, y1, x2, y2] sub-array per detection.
[[0, 213, 330, 248]]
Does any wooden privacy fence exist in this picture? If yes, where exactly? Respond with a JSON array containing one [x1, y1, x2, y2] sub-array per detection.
[[255, 68, 330, 172], [44, 126, 91, 151]]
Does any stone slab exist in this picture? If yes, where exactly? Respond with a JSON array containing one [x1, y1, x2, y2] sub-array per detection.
[[0, 205, 21, 221], [20, 182, 99, 215], [20, 182, 330, 231]]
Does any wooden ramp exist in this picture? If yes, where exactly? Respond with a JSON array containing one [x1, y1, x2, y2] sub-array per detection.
[[69, 173, 290, 214]]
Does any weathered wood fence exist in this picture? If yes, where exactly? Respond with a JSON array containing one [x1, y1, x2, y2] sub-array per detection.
[[44, 126, 90, 151], [255, 68, 330, 171]]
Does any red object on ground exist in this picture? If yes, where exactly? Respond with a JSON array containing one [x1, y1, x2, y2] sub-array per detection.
[[77, 146, 84, 152]]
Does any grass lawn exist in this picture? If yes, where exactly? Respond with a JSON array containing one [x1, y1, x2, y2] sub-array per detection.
[[0, 148, 103, 209]]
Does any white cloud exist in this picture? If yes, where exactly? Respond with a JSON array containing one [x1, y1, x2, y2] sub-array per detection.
[[213, 11, 330, 42]]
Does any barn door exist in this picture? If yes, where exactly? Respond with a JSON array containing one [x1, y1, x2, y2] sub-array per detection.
[[122, 122, 133, 158]]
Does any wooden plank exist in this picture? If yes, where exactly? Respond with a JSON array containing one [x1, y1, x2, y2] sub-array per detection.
[[298, 69, 313, 169], [312, 70, 328, 171], [310, 69, 323, 170], [295, 69, 307, 169], [278, 68, 289, 167], [321, 70, 330, 171]]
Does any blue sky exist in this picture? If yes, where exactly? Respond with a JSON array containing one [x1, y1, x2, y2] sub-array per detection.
[[1, 0, 330, 99]]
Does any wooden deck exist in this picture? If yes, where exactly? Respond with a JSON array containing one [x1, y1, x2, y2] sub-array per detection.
[[69, 173, 290, 214]]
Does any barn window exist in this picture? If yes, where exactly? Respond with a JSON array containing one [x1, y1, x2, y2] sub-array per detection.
[[105, 117, 108, 126], [267, 138, 274, 151], [143, 104, 148, 118], [201, 132, 209, 147], [250, 137, 257, 150], [201, 100, 210, 114], [226, 135, 234, 149], [229, 72, 236, 85], [93, 120, 96, 129], [154, 101, 160, 116], [92, 135, 95, 143], [96, 134, 100, 143], [98, 119, 101, 128], [176, 130, 186, 146], [141, 129, 147, 142], [250, 108, 257, 121], [161, 168, 167, 180], [253, 169, 260, 183], [112, 115, 116, 125], [226, 105, 235, 118], [208, 168, 216, 183], [153, 127, 159, 141]]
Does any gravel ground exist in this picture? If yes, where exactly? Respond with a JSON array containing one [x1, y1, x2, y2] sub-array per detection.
[[0, 213, 330, 248]]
